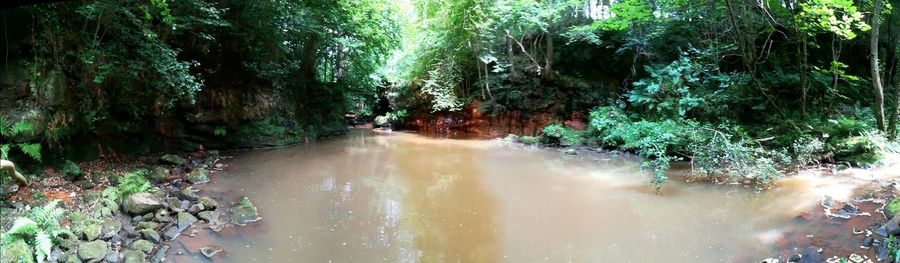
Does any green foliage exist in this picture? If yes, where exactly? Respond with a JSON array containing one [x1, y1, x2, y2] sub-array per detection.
[[0, 118, 42, 162], [796, 0, 870, 39], [541, 124, 583, 146], [1, 200, 68, 263], [213, 126, 227, 137], [887, 197, 900, 216], [628, 51, 748, 119], [116, 170, 152, 199], [374, 110, 408, 127]]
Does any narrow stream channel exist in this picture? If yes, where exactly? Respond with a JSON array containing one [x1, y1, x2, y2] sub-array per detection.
[[179, 129, 883, 262]]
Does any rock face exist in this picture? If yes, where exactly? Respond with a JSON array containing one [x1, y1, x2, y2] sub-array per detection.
[[78, 240, 109, 262], [187, 168, 210, 184], [159, 154, 187, 165], [231, 196, 261, 225], [123, 193, 164, 215]]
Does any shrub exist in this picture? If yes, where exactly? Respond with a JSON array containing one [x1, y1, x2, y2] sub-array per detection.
[[374, 110, 407, 127], [116, 170, 151, 199], [689, 127, 787, 187], [791, 136, 826, 166], [541, 124, 583, 146]]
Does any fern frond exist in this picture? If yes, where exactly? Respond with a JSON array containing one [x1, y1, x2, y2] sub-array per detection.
[[10, 120, 34, 136], [2, 217, 38, 244], [18, 143, 42, 161], [0, 144, 9, 160], [34, 230, 52, 263]]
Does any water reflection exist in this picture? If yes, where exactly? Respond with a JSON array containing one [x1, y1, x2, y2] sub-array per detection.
[[193, 129, 876, 263]]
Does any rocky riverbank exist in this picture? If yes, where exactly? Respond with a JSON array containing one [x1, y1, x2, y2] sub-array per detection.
[[0, 150, 262, 263]]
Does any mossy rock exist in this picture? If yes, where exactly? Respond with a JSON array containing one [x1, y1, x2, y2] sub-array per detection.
[[231, 196, 260, 225], [148, 166, 169, 183], [123, 249, 147, 263], [518, 136, 539, 145], [83, 223, 101, 241], [187, 168, 210, 185], [77, 240, 109, 262], [0, 239, 35, 263], [159, 154, 187, 165], [61, 160, 83, 181], [130, 239, 154, 253]]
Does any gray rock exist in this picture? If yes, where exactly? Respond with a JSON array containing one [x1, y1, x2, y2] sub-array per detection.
[[130, 239, 154, 253], [100, 218, 122, 240], [104, 251, 119, 263], [178, 188, 199, 202], [123, 249, 147, 263], [197, 211, 215, 222], [77, 240, 109, 262], [564, 148, 577, 155], [150, 245, 168, 263], [123, 193, 164, 215], [199, 246, 223, 258], [140, 229, 161, 244], [159, 154, 187, 165], [187, 168, 210, 184], [83, 224, 101, 241], [163, 226, 181, 241], [154, 209, 173, 223], [177, 212, 198, 231], [231, 196, 261, 225]]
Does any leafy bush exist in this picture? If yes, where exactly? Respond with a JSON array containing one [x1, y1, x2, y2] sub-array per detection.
[[587, 107, 787, 192], [792, 136, 826, 166], [0, 200, 71, 263], [374, 110, 408, 127], [541, 124, 583, 146]]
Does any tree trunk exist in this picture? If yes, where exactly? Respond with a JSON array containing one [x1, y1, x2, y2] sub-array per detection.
[[871, 0, 886, 131], [799, 34, 808, 119], [543, 31, 553, 81]]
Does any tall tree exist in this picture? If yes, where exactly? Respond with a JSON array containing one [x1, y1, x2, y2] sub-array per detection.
[[871, 0, 886, 131]]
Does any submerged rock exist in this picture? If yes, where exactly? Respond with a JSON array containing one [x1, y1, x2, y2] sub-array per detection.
[[159, 154, 187, 165], [231, 196, 261, 225], [77, 240, 109, 262], [187, 168, 210, 184], [123, 193, 164, 215], [163, 225, 181, 241], [200, 246, 223, 258], [150, 245, 168, 263], [564, 148, 577, 155]]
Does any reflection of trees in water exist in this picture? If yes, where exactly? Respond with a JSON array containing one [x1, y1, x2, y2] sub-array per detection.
[[384, 136, 501, 262]]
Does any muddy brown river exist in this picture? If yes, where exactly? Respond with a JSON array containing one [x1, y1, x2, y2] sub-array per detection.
[[173, 129, 892, 262]]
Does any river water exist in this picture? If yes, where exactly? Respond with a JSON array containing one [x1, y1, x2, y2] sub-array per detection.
[[179, 129, 891, 262]]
